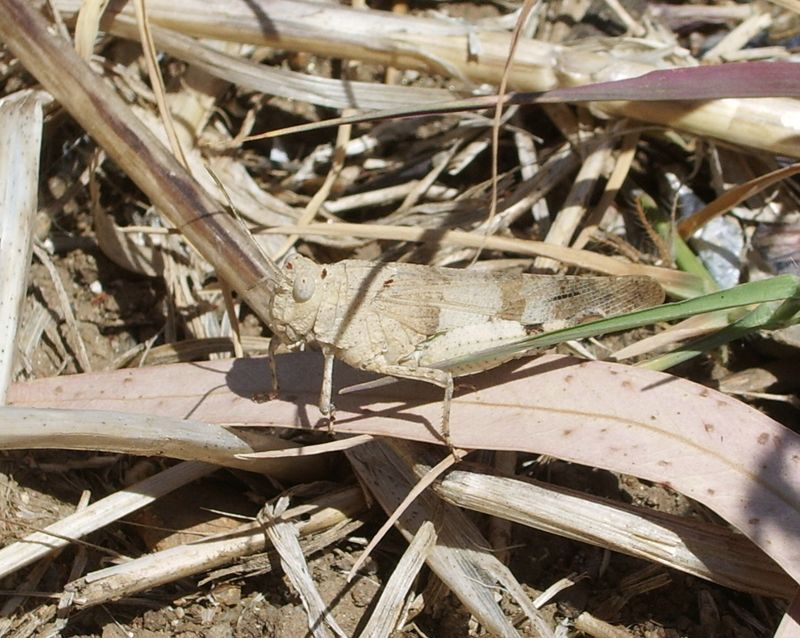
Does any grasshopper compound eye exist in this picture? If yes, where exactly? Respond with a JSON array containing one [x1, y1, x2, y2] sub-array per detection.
[[283, 255, 316, 302], [293, 275, 315, 302], [292, 267, 317, 302]]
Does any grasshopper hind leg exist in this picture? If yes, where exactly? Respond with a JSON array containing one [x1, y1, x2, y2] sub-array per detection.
[[366, 364, 455, 450]]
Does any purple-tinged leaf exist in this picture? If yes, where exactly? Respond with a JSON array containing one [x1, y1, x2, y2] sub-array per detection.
[[539, 62, 800, 102]]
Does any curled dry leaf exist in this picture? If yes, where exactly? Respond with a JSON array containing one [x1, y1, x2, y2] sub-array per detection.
[[8, 352, 800, 588]]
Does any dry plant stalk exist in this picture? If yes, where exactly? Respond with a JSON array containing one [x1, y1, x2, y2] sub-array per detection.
[[65, 486, 365, 608], [347, 438, 556, 637], [51, 0, 800, 158], [0, 405, 321, 478]]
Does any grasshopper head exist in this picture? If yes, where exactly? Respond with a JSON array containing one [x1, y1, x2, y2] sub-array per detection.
[[269, 254, 324, 344]]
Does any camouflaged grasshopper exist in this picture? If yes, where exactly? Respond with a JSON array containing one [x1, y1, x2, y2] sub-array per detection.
[[266, 253, 664, 443]]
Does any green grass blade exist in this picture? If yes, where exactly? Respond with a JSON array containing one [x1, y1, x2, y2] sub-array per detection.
[[653, 219, 719, 294], [641, 296, 800, 371], [440, 275, 800, 370]]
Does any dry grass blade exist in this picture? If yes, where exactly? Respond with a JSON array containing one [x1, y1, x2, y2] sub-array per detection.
[[678, 162, 800, 238], [436, 466, 795, 598], [91, 192, 166, 278], [348, 449, 465, 579], [31, 244, 93, 372], [481, 0, 540, 256], [54, 0, 559, 89], [703, 11, 773, 61], [0, 405, 324, 479], [534, 129, 616, 270], [0, 93, 42, 401], [74, 0, 107, 59], [133, 0, 189, 171], [258, 497, 348, 638], [66, 486, 364, 608], [776, 596, 800, 638], [358, 521, 436, 638], [347, 439, 555, 638], [273, 118, 353, 260], [132, 335, 272, 366], [103, 16, 458, 110], [257, 221, 699, 296], [0, 461, 215, 580]]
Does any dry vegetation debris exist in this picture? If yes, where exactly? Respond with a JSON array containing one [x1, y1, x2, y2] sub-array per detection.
[[1, 0, 800, 636]]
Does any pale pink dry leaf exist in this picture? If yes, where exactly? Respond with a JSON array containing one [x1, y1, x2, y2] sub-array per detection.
[[8, 352, 800, 588]]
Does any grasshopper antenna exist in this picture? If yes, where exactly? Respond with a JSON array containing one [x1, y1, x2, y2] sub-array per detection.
[[206, 165, 289, 288]]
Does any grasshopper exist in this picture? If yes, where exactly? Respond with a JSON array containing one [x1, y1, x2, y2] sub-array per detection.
[[266, 254, 664, 443]]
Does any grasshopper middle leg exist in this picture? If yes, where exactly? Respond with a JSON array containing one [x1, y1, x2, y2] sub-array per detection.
[[267, 337, 280, 400], [319, 350, 337, 427]]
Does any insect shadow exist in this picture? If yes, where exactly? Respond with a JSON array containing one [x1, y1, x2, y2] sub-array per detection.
[[224, 350, 587, 441]]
